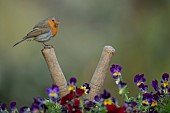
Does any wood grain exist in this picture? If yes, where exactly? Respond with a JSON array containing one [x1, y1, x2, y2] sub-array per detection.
[[42, 46, 68, 97], [86, 46, 115, 101]]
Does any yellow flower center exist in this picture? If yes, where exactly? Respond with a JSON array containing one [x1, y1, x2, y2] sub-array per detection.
[[50, 91, 57, 97], [68, 85, 75, 91], [104, 99, 112, 105], [80, 86, 88, 94], [40, 110, 44, 113], [142, 100, 149, 105], [137, 82, 143, 86], [163, 81, 168, 88], [33, 109, 39, 113], [113, 71, 121, 76], [151, 101, 157, 107]]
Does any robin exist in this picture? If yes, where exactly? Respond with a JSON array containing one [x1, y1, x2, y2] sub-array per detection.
[[13, 17, 60, 47]]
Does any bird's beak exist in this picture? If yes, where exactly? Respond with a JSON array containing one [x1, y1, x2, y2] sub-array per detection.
[[54, 23, 59, 27], [55, 20, 60, 26]]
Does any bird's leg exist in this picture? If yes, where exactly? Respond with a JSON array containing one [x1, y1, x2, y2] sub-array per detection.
[[43, 42, 48, 46], [42, 42, 52, 48]]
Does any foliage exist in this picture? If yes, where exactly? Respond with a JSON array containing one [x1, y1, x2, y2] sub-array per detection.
[[1, 64, 170, 113]]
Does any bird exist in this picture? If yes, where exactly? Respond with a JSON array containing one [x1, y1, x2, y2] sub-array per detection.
[[13, 17, 60, 47]]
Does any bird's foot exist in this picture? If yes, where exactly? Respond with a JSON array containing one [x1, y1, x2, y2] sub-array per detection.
[[43, 43, 53, 49], [44, 45, 53, 49]]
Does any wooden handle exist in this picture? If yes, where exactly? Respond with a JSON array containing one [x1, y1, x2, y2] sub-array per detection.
[[86, 46, 115, 100], [41, 46, 68, 97]]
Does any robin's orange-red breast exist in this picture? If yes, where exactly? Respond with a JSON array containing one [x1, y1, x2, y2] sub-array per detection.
[[13, 17, 59, 47]]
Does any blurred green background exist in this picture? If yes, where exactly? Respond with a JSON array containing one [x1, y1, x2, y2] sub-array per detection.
[[1, 0, 170, 107]]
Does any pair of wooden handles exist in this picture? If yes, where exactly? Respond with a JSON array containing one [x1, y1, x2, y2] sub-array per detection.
[[42, 46, 115, 100]]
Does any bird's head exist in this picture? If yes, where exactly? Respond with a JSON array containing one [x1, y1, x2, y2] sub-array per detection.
[[47, 17, 60, 28]]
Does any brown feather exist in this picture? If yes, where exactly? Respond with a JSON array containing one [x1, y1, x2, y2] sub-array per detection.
[[13, 28, 50, 47], [24, 28, 50, 39]]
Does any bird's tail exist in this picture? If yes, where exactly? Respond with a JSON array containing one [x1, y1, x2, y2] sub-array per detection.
[[13, 38, 27, 47]]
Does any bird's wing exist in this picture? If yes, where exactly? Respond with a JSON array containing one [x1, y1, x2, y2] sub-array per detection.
[[24, 28, 50, 39], [33, 22, 45, 29], [33, 19, 49, 29]]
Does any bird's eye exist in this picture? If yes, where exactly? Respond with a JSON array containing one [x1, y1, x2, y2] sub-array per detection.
[[52, 19, 55, 22]]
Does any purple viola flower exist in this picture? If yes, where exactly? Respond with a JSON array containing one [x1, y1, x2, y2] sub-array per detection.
[[150, 93, 159, 108], [152, 92, 160, 101], [100, 90, 111, 99], [110, 64, 122, 80], [30, 104, 39, 113], [134, 74, 146, 86], [142, 93, 153, 106], [32, 97, 47, 112], [10, 102, 16, 108], [138, 83, 148, 92], [10, 102, 18, 112], [124, 101, 137, 112], [94, 95, 101, 102], [148, 94, 157, 108], [131, 102, 137, 107], [46, 84, 60, 99], [162, 73, 169, 81], [81, 83, 91, 94], [84, 101, 96, 110], [161, 73, 169, 88], [20, 106, 30, 113], [33, 97, 44, 105], [0, 103, 6, 111], [70, 77, 77, 85], [152, 80, 159, 91], [67, 77, 77, 91], [94, 95, 101, 103], [118, 81, 127, 89]]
